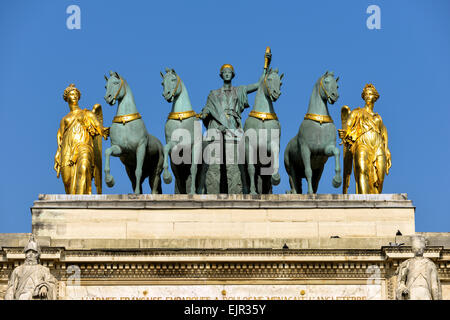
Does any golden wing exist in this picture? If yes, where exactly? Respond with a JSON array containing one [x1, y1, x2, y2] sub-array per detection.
[[92, 104, 103, 194], [341, 105, 352, 194]]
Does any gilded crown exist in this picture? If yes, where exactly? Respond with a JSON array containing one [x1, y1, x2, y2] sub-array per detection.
[[220, 64, 235, 73]]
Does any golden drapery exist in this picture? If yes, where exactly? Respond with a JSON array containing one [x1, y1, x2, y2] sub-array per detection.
[[54, 104, 107, 194], [341, 100, 391, 194]]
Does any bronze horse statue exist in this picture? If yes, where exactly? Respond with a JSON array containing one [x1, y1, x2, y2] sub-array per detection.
[[103, 71, 164, 194], [284, 71, 342, 194], [244, 68, 283, 194], [160, 68, 204, 194]]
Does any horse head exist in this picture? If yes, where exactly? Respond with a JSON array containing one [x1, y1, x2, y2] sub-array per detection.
[[319, 71, 339, 105], [161, 68, 181, 103], [104, 71, 126, 105], [263, 68, 284, 102]]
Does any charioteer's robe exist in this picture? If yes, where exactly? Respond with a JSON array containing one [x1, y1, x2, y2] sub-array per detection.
[[5, 264, 56, 300], [201, 85, 249, 194], [201, 85, 249, 138]]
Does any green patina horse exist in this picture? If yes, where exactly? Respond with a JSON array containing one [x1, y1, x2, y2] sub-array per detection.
[[160, 68, 204, 194], [244, 68, 284, 194], [103, 71, 164, 194], [284, 71, 342, 194]]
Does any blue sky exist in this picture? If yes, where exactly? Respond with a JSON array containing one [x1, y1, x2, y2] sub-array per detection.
[[0, 0, 449, 233]]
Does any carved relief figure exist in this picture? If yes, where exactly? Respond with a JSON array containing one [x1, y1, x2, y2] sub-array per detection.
[[396, 236, 442, 300], [5, 235, 56, 300]]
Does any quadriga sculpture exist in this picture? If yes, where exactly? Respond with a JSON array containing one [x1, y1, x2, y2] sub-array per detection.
[[244, 67, 283, 194], [103, 71, 164, 194], [160, 68, 203, 194], [284, 71, 342, 194]]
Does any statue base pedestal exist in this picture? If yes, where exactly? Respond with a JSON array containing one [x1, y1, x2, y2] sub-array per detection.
[[32, 194, 415, 243]]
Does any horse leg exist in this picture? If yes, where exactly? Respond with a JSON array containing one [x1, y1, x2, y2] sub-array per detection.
[[257, 167, 264, 194], [134, 139, 147, 195], [288, 165, 301, 194], [245, 135, 258, 195], [284, 148, 294, 194], [269, 129, 281, 186], [163, 141, 175, 184], [157, 178, 162, 194], [312, 167, 324, 194], [189, 140, 200, 195], [264, 145, 280, 187], [104, 145, 122, 188], [197, 163, 207, 194], [288, 174, 296, 194], [247, 164, 257, 194], [150, 145, 164, 195], [125, 164, 137, 192], [325, 145, 342, 188], [149, 172, 162, 194], [300, 144, 313, 194], [174, 164, 186, 194], [261, 170, 272, 194], [174, 178, 180, 194]]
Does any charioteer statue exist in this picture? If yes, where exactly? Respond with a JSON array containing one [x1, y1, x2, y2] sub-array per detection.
[[199, 49, 272, 194]]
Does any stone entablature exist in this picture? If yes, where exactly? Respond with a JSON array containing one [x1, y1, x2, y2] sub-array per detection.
[[31, 194, 415, 240], [1, 236, 449, 300]]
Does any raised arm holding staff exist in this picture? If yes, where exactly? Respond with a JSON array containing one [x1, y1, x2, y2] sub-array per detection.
[[200, 48, 271, 194]]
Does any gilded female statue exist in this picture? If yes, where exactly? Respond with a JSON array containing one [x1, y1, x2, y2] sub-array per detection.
[[54, 84, 109, 194], [339, 84, 391, 194]]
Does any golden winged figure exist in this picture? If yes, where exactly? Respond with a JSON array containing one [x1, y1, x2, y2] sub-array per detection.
[[54, 84, 109, 194], [339, 84, 391, 194]]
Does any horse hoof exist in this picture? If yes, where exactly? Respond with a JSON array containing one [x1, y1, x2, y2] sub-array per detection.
[[332, 176, 342, 188], [105, 176, 115, 188], [163, 171, 172, 184], [271, 173, 280, 186]]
